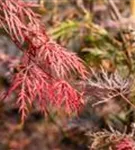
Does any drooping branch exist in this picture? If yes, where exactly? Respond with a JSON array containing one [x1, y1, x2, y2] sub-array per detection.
[[0, 0, 88, 122]]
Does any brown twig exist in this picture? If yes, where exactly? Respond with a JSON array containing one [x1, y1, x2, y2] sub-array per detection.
[[107, 0, 133, 73], [107, 0, 122, 21]]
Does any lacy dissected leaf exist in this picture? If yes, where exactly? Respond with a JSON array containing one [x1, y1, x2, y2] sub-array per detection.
[[52, 80, 83, 114], [35, 40, 88, 79], [5, 63, 52, 121]]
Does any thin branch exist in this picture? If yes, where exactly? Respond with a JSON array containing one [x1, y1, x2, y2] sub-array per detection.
[[107, 0, 122, 21]]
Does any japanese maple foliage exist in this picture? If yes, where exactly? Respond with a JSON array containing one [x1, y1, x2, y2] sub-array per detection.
[[0, 0, 88, 122], [116, 138, 135, 150]]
